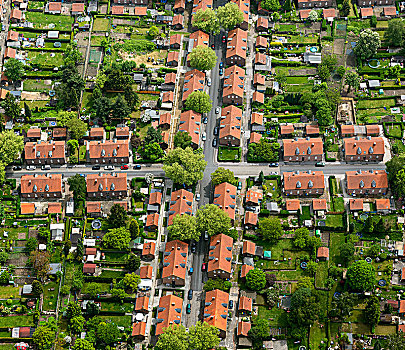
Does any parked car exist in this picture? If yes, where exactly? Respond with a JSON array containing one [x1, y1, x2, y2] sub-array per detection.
[[1, 25, 5, 31], [315, 161, 326, 167], [222, 35, 226, 43], [186, 304, 191, 314], [211, 44, 215, 49], [214, 126, 219, 135], [245, 206, 256, 212], [121, 164, 129, 170], [204, 231, 209, 241], [92, 165, 100, 170], [228, 300, 234, 309], [219, 68, 224, 75], [203, 117, 208, 124], [189, 268, 193, 275], [13, 166, 22, 171], [191, 241, 196, 253], [207, 78, 211, 87], [237, 182, 242, 190], [219, 62, 224, 68], [196, 193, 200, 201], [269, 163, 279, 167], [202, 263, 207, 271], [212, 138, 217, 147], [188, 289, 193, 300], [202, 132, 206, 141], [134, 165, 141, 169], [26, 166, 36, 171], [104, 165, 114, 170], [41, 165, 51, 171]]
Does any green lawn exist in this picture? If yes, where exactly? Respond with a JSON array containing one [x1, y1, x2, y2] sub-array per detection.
[[325, 214, 344, 229], [43, 281, 59, 311], [0, 315, 34, 327], [309, 322, 327, 349], [0, 285, 21, 299], [23, 79, 51, 92], [27, 51, 64, 68], [385, 124, 403, 138], [91, 35, 106, 46], [93, 18, 110, 32], [218, 146, 241, 162], [101, 302, 133, 313], [263, 179, 281, 201], [277, 24, 296, 32], [28, 1, 45, 10], [25, 12, 73, 31], [332, 197, 345, 212], [329, 232, 346, 266], [99, 315, 132, 328], [300, 206, 311, 221], [315, 261, 329, 289], [99, 270, 126, 279], [286, 76, 308, 84], [103, 251, 129, 262], [356, 98, 396, 109], [255, 306, 289, 327]]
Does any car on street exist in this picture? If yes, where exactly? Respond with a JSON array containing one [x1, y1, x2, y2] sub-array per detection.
[[237, 182, 242, 190], [41, 165, 51, 171], [207, 78, 211, 87], [121, 164, 129, 170], [269, 163, 279, 167], [212, 138, 217, 147], [219, 68, 224, 75], [202, 132, 206, 141], [104, 165, 114, 170], [315, 161, 326, 167], [222, 35, 226, 43], [219, 62, 223, 68], [134, 165, 141, 169], [203, 117, 208, 124], [186, 304, 191, 314], [13, 166, 22, 171], [196, 193, 200, 201], [188, 289, 193, 300], [215, 107, 220, 114], [92, 165, 100, 170], [191, 242, 196, 253], [245, 206, 256, 212], [214, 126, 219, 135], [26, 166, 36, 171], [202, 263, 207, 271], [211, 44, 215, 49], [2, 25, 6, 31], [228, 300, 233, 309], [189, 268, 193, 274]]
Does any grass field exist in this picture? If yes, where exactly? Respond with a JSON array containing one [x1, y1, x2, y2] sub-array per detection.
[[25, 12, 73, 31], [0, 315, 34, 327], [218, 146, 241, 162], [91, 35, 106, 46], [99, 315, 132, 328], [356, 98, 396, 109], [93, 18, 110, 32], [23, 79, 51, 92], [325, 214, 344, 228], [0, 285, 21, 299], [27, 51, 64, 67]]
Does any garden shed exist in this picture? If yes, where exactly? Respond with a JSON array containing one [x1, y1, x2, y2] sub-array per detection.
[[263, 251, 271, 259]]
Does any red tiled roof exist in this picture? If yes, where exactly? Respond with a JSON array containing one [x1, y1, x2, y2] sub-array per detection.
[[115, 127, 129, 138], [134, 7, 147, 15], [48, 2, 61, 11], [86, 248, 97, 255], [286, 199, 300, 211], [366, 124, 380, 135], [192, 0, 213, 15], [231, 0, 249, 24], [162, 91, 174, 103], [341, 125, 355, 135], [256, 16, 268, 29], [88, 139, 129, 160], [167, 51, 179, 63], [246, 189, 262, 204], [283, 171, 325, 191], [135, 296, 149, 312], [183, 69, 205, 101], [299, 9, 311, 19], [83, 263, 96, 274], [170, 34, 182, 47], [312, 198, 327, 211], [361, 7, 373, 17], [71, 3, 84, 12], [323, 8, 336, 18], [317, 247, 329, 258], [140, 265, 152, 279], [242, 241, 256, 255], [283, 138, 323, 157], [48, 202, 62, 214], [213, 182, 237, 221], [142, 241, 156, 257], [178, 110, 202, 146], [113, 201, 128, 211], [172, 14, 184, 26], [87, 202, 101, 213], [256, 36, 268, 48], [52, 128, 67, 138], [168, 189, 193, 225], [239, 295, 252, 312], [384, 6, 396, 16], [375, 198, 390, 210], [131, 322, 146, 337], [240, 264, 253, 278], [159, 112, 171, 126], [219, 105, 242, 142], [253, 73, 265, 86], [306, 125, 319, 135], [5, 47, 16, 59], [255, 52, 267, 65], [253, 91, 264, 103], [251, 112, 263, 125], [7, 30, 19, 41], [280, 125, 294, 135], [250, 132, 262, 144], [86, 173, 127, 193], [399, 300, 405, 314], [26, 128, 41, 138], [111, 6, 124, 14], [204, 289, 229, 332], [20, 203, 35, 215], [174, 0, 185, 9], [24, 141, 65, 161], [346, 170, 388, 190], [208, 233, 233, 275], [189, 30, 209, 49], [149, 191, 162, 205], [244, 211, 258, 225], [19, 327, 31, 338], [349, 198, 363, 211], [344, 137, 384, 156], [237, 321, 251, 336], [226, 28, 247, 61], [162, 240, 188, 280], [156, 295, 183, 335], [11, 8, 22, 19], [223, 65, 245, 101], [146, 213, 159, 228], [89, 127, 104, 138], [21, 174, 62, 195], [165, 72, 177, 85]]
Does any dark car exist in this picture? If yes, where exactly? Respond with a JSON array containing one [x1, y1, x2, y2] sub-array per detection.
[[186, 304, 191, 314], [203, 117, 208, 124], [219, 62, 224, 68], [228, 300, 233, 309], [219, 68, 224, 75], [214, 127, 219, 136], [191, 241, 196, 253], [245, 206, 256, 212], [133, 165, 141, 169], [212, 138, 217, 147], [222, 35, 226, 43], [92, 165, 100, 170], [188, 289, 193, 300], [315, 161, 326, 167], [13, 166, 22, 171]]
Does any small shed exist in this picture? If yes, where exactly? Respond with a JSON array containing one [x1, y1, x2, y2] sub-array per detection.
[[263, 251, 271, 259]]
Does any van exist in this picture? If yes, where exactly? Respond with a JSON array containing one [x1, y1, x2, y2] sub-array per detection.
[[41, 165, 51, 171]]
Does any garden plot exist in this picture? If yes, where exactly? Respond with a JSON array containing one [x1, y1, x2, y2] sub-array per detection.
[[25, 12, 73, 31], [26, 51, 64, 68]]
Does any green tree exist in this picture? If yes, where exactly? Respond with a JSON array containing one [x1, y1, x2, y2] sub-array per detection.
[[174, 131, 192, 149], [129, 219, 140, 238], [189, 46, 217, 71], [96, 322, 120, 345], [168, 214, 199, 241], [73, 339, 95, 350], [355, 29, 381, 60], [217, 3, 244, 30], [318, 64, 331, 82], [126, 253, 141, 271], [123, 273, 141, 291], [346, 260, 375, 292], [56, 65, 85, 110], [67, 301, 82, 319], [163, 147, 207, 185], [111, 288, 127, 300], [111, 95, 131, 120], [337, 65, 346, 78], [203, 278, 232, 292], [67, 139, 79, 155], [32, 279, 44, 297], [184, 91, 212, 114], [246, 269, 267, 291], [340, 0, 351, 16], [66, 117, 87, 140], [145, 126, 162, 144], [293, 227, 310, 249], [308, 10, 318, 21], [188, 322, 220, 350], [1, 93, 20, 119], [196, 204, 232, 236], [85, 282, 101, 298], [340, 242, 355, 267], [63, 43, 83, 66], [70, 315, 86, 334], [4, 58, 24, 82], [148, 25, 160, 38], [255, 139, 277, 162], [364, 296, 380, 327], [25, 237, 38, 255], [386, 332, 405, 350], [23, 102, 32, 120], [139, 142, 164, 161], [94, 96, 113, 123], [330, 292, 356, 321], [275, 70, 287, 88], [289, 287, 321, 329], [257, 217, 282, 242], [123, 85, 139, 110], [283, 0, 292, 11], [345, 71, 361, 92], [103, 227, 131, 249], [33, 326, 55, 349], [306, 261, 318, 276], [107, 203, 128, 228], [0, 130, 23, 182], [386, 155, 405, 198], [249, 318, 269, 344], [155, 325, 188, 350], [384, 18, 405, 47], [29, 251, 50, 281], [210, 167, 237, 186], [191, 8, 220, 34], [261, 0, 280, 11], [68, 174, 87, 202]]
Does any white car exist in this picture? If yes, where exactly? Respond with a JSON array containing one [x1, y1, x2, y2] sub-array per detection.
[[196, 193, 200, 201], [26, 166, 36, 171], [202, 132, 206, 141], [215, 107, 220, 114], [104, 165, 114, 170], [207, 78, 211, 87]]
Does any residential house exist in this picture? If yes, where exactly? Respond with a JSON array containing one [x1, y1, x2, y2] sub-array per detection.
[[360, 7, 373, 18], [219, 105, 242, 147], [317, 247, 329, 261], [231, 0, 249, 30], [159, 112, 171, 129], [349, 198, 364, 211], [203, 289, 229, 338], [52, 128, 67, 140], [86, 173, 128, 198], [280, 125, 294, 138], [169, 34, 182, 49], [89, 127, 105, 140], [238, 295, 252, 315], [297, 0, 333, 9], [340, 125, 355, 137], [178, 110, 202, 148], [226, 28, 248, 66], [25, 128, 41, 141], [155, 295, 183, 336], [164, 72, 177, 88], [115, 127, 130, 140], [286, 199, 300, 212], [252, 91, 264, 104], [21, 174, 62, 199], [223, 65, 245, 106], [131, 322, 147, 340], [346, 170, 388, 196], [245, 189, 263, 206], [251, 112, 263, 126], [306, 125, 320, 137], [189, 30, 209, 51], [255, 36, 268, 51], [167, 51, 179, 66], [10, 8, 22, 23], [83, 263, 96, 275], [256, 17, 268, 32], [283, 138, 324, 162], [4, 47, 16, 59], [24, 141, 66, 165], [240, 264, 253, 279], [135, 296, 149, 314], [48, 202, 62, 214], [168, 189, 193, 226], [343, 137, 385, 162], [71, 3, 85, 15], [140, 265, 153, 280], [174, 0, 185, 12], [162, 240, 188, 286], [192, 0, 213, 17], [366, 124, 380, 136], [111, 0, 148, 4], [323, 8, 337, 19], [20, 203, 35, 215], [250, 132, 262, 144], [213, 182, 237, 222], [237, 321, 252, 346], [244, 211, 258, 228], [46, 2, 62, 14], [312, 199, 327, 212], [86, 202, 102, 217], [242, 241, 256, 257], [208, 233, 233, 279], [87, 139, 130, 164], [142, 241, 156, 260], [253, 73, 266, 92], [283, 170, 325, 196], [172, 14, 184, 29], [375, 198, 391, 213], [182, 69, 205, 102]]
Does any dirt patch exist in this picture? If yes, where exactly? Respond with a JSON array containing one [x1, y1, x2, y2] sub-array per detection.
[[119, 50, 168, 68], [334, 39, 345, 55], [75, 32, 90, 47], [21, 91, 49, 101], [289, 68, 317, 76], [28, 229, 38, 239], [8, 254, 29, 267], [99, 4, 108, 14]]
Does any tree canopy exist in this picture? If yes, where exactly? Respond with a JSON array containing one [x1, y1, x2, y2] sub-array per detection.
[[168, 214, 199, 241], [386, 155, 405, 199], [354, 29, 381, 60], [123, 272, 141, 290], [261, 0, 280, 11], [33, 326, 55, 349], [196, 204, 232, 236], [364, 296, 380, 327], [4, 58, 24, 82], [163, 147, 207, 186], [384, 18, 405, 47], [184, 91, 212, 114], [102, 227, 131, 250], [66, 117, 87, 140], [174, 131, 192, 149], [191, 8, 220, 34], [67, 174, 87, 202], [0, 130, 24, 183], [246, 269, 267, 291], [210, 167, 237, 186], [217, 3, 244, 30], [257, 217, 283, 242], [345, 71, 361, 92], [189, 46, 217, 71], [289, 287, 321, 331], [73, 339, 95, 350], [107, 203, 128, 228], [346, 260, 375, 292]]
